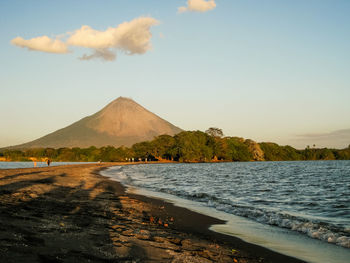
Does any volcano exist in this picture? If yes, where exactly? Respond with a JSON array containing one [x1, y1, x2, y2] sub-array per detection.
[[10, 97, 182, 148]]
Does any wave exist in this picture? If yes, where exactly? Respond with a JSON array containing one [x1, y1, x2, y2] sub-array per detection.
[[183, 193, 350, 248], [104, 163, 350, 249], [129, 182, 350, 248]]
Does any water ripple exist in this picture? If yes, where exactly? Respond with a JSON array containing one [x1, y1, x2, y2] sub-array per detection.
[[106, 161, 350, 248]]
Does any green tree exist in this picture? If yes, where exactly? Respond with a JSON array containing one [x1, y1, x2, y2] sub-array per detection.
[[173, 131, 213, 162], [225, 137, 253, 161], [259, 143, 301, 161], [150, 135, 176, 160], [132, 141, 154, 160], [205, 127, 224, 138]]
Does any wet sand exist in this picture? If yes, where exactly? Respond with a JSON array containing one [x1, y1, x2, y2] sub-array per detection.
[[0, 163, 305, 262]]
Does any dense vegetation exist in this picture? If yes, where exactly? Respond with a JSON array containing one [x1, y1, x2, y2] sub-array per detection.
[[1, 128, 349, 162]]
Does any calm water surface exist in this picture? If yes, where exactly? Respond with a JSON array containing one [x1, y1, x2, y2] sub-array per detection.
[[0, 162, 94, 169]]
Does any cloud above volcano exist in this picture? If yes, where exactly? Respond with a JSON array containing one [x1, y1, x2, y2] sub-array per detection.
[[11, 16, 159, 61]]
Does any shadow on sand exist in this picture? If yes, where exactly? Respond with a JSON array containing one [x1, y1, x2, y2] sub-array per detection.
[[0, 167, 147, 262]]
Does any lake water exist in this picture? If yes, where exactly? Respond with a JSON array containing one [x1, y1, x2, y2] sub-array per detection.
[[103, 161, 350, 263], [0, 161, 94, 169]]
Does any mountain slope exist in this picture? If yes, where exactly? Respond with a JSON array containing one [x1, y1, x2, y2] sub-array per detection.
[[9, 97, 182, 148]]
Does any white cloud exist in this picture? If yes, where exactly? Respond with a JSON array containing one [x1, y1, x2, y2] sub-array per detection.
[[11, 16, 159, 61], [67, 17, 159, 59], [178, 0, 216, 13], [11, 36, 68, 53]]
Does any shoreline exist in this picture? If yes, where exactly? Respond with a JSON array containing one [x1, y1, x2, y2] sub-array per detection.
[[0, 163, 305, 262], [125, 190, 306, 263]]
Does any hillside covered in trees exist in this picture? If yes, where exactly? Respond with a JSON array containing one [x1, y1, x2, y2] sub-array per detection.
[[1, 128, 349, 162]]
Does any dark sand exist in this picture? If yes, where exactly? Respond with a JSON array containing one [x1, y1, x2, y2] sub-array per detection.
[[0, 163, 306, 263]]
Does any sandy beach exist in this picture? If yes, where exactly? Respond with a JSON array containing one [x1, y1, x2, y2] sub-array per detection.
[[0, 163, 305, 263]]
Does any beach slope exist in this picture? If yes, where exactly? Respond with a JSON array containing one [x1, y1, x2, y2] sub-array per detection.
[[0, 163, 305, 262]]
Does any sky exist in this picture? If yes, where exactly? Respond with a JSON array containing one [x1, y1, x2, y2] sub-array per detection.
[[0, 0, 349, 149]]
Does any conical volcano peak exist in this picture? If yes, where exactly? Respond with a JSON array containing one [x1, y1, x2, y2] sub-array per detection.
[[90, 97, 175, 137], [8, 97, 182, 149], [111, 96, 135, 104], [96, 97, 150, 119], [101, 97, 143, 112]]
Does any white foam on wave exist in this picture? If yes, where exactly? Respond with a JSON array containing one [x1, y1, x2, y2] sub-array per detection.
[[101, 164, 350, 263], [116, 182, 350, 263], [219, 204, 350, 249], [105, 166, 134, 185], [152, 187, 350, 249]]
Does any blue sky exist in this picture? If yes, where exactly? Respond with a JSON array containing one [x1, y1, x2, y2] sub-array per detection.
[[0, 0, 349, 149]]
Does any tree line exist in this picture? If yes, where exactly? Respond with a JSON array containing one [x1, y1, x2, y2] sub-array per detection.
[[1, 128, 349, 162]]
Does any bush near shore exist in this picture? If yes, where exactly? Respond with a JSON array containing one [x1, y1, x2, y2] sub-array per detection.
[[1, 129, 349, 162]]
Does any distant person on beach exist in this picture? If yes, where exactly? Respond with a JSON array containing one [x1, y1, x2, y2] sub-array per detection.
[[46, 159, 51, 166]]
